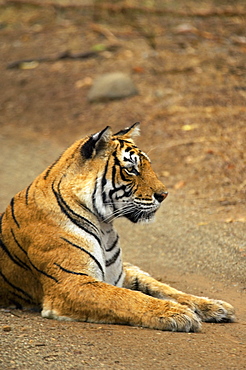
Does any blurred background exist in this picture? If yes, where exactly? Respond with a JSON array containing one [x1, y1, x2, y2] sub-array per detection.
[[0, 0, 245, 214]]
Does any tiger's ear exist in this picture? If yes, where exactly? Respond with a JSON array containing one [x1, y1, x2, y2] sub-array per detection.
[[81, 126, 112, 159], [114, 122, 140, 139]]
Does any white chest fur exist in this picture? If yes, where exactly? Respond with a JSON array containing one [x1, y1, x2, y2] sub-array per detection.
[[100, 223, 124, 287], [65, 219, 124, 286]]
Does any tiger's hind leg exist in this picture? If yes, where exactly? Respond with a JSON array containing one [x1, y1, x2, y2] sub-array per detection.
[[123, 263, 236, 323]]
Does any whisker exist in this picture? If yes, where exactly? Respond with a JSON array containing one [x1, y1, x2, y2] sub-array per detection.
[[103, 204, 136, 222]]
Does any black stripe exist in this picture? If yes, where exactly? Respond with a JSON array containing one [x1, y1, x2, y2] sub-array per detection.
[[107, 150, 133, 202], [114, 269, 123, 286], [144, 286, 152, 297], [77, 201, 96, 216], [61, 237, 105, 278], [123, 156, 132, 163], [0, 270, 34, 301], [111, 148, 130, 197], [29, 260, 59, 282], [106, 248, 121, 267], [101, 158, 110, 206], [92, 174, 111, 222], [43, 156, 61, 180], [11, 253, 30, 271], [92, 177, 104, 219], [133, 195, 152, 202], [108, 155, 118, 210], [10, 198, 20, 228], [10, 230, 58, 282], [133, 277, 140, 291], [0, 212, 4, 234], [54, 263, 89, 276], [52, 181, 101, 246], [8, 293, 32, 308], [11, 229, 28, 256], [25, 183, 32, 205], [101, 157, 110, 189], [0, 234, 58, 285], [118, 139, 126, 149], [105, 235, 119, 252], [116, 139, 137, 148], [112, 149, 119, 186], [0, 237, 30, 271], [109, 184, 132, 201]]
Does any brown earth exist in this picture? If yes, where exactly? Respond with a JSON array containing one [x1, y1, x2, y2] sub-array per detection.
[[0, 1, 245, 369]]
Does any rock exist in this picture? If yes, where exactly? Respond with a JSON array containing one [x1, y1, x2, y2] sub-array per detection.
[[87, 72, 138, 102], [3, 325, 12, 332]]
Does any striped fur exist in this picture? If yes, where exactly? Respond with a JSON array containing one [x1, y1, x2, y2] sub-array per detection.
[[0, 123, 235, 331]]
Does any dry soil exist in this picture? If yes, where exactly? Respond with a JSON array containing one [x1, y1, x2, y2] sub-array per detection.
[[0, 1, 245, 369]]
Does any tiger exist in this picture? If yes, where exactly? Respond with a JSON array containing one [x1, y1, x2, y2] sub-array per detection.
[[0, 123, 235, 332]]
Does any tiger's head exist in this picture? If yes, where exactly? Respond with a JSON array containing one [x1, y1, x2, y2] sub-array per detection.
[[76, 122, 168, 224]]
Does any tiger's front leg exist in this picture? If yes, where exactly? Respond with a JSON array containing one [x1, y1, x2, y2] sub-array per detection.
[[43, 278, 203, 331], [34, 246, 201, 332], [41, 274, 201, 332], [123, 263, 236, 323]]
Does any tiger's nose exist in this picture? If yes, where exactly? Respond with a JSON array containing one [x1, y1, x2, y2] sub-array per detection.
[[154, 191, 168, 203]]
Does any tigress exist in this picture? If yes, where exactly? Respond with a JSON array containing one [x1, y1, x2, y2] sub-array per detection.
[[0, 123, 235, 332]]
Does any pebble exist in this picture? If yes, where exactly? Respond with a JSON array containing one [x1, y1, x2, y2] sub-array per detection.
[[87, 72, 138, 102], [3, 325, 12, 332]]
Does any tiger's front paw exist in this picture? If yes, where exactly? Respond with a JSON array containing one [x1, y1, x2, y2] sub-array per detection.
[[179, 296, 236, 323], [162, 306, 202, 332], [146, 302, 202, 332]]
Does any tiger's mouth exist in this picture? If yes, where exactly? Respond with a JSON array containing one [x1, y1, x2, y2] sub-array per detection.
[[124, 207, 157, 224], [102, 197, 160, 223]]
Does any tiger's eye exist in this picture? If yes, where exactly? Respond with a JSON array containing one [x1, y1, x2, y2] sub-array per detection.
[[125, 166, 139, 175]]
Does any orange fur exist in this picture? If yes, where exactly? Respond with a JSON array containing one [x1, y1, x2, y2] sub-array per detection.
[[0, 124, 235, 331]]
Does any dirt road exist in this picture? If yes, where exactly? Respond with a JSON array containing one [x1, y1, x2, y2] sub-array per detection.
[[0, 1, 245, 368]]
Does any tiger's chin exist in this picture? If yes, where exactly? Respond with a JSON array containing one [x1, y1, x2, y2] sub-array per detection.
[[125, 210, 156, 224]]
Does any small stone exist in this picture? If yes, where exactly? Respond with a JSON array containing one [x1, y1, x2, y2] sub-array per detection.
[[87, 72, 138, 102], [3, 325, 12, 332]]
